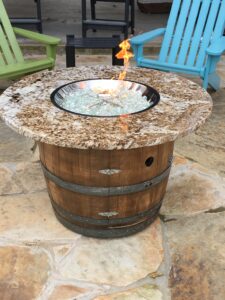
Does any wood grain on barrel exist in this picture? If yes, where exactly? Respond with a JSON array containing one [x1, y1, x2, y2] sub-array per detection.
[[38, 142, 173, 234], [39, 142, 173, 186]]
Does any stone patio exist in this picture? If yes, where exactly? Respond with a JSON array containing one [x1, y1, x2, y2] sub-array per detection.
[[0, 54, 225, 299]]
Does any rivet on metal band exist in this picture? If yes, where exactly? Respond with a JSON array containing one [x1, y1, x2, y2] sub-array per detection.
[[41, 163, 172, 196]]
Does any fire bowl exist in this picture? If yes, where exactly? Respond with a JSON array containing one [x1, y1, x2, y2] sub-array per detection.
[[0, 66, 212, 239], [51, 79, 160, 117]]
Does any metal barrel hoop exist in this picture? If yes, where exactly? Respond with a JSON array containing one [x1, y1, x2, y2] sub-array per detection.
[[41, 162, 172, 197]]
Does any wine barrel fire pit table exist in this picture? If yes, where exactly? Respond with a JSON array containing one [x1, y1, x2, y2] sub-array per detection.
[[0, 66, 212, 238]]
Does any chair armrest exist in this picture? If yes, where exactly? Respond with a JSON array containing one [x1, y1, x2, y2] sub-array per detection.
[[207, 37, 225, 56], [13, 27, 60, 45], [130, 28, 166, 46]]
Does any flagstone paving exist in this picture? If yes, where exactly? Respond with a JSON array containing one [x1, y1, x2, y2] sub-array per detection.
[[0, 56, 225, 299], [94, 285, 163, 300], [167, 212, 225, 300], [0, 245, 51, 300], [160, 157, 225, 218]]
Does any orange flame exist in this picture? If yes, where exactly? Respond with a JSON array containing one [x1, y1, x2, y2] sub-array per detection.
[[118, 114, 129, 132], [116, 39, 134, 80], [114, 39, 134, 132]]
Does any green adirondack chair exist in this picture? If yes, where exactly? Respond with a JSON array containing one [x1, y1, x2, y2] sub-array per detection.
[[0, 0, 60, 80]]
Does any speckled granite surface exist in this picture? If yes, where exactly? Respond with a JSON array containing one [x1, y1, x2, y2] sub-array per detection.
[[0, 66, 212, 150]]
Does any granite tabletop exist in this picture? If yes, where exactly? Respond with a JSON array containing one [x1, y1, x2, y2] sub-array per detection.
[[0, 66, 212, 150]]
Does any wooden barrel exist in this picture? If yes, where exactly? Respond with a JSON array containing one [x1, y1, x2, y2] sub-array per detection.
[[38, 141, 174, 238]]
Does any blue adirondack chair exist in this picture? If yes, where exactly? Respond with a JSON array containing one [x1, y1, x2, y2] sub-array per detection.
[[130, 0, 225, 90]]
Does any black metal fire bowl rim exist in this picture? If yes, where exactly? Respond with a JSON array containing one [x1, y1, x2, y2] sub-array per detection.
[[50, 78, 160, 118]]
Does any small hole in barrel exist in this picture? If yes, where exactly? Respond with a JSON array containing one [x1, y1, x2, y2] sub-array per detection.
[[145, 157, 154, 167]]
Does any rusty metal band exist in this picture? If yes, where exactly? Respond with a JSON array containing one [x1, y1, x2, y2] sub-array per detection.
[[54, 212, 158, 239], [41, 163, 171, 196], [50, 196, 163, 226], [52, 205, 159, 239]]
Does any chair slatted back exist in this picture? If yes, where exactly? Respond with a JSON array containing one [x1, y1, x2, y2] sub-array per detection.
[[159, 0, 225, 68], [0, 0, 24, 66]]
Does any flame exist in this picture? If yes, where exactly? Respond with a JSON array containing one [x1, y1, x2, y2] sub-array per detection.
[[114, 39, 133, 133], [118, 114, 129, 133], [116, 39, 134, 80]]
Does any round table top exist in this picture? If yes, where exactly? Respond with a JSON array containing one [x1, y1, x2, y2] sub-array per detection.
[[0, 65, 212, 150]]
